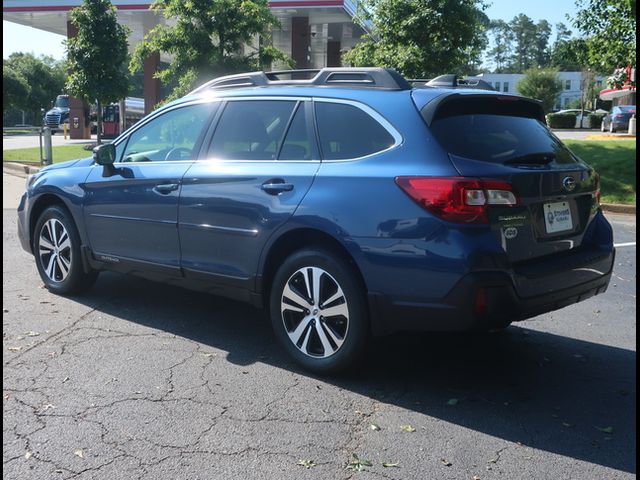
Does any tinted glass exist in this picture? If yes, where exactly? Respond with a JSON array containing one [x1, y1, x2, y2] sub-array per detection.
[[209, 100, 296, 160], [54, 97, 70, 108], [278, 104, 312, 160], [121, 103, 213, 162], [315, 102, 394, 160], [617, 106, 636, 113], [431, 114, 579, 164]]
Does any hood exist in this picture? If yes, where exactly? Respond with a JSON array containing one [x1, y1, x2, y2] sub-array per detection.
[[40, 156, 94, 172]]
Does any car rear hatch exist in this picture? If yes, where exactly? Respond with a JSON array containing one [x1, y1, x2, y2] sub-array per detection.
[[415, 92, 600, 263]]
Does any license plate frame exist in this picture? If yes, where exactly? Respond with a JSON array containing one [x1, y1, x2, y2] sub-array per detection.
[[543, 201, 573, 234]]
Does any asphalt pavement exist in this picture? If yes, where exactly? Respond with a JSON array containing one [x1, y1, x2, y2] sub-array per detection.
[[2, 171, 636, 480]]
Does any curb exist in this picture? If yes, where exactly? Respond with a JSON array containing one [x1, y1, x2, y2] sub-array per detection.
[[601, 203, 636, 215], [3, 162, 41, 178]]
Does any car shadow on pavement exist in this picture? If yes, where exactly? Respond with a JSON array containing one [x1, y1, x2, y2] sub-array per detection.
[[73, 271, 636, 474]]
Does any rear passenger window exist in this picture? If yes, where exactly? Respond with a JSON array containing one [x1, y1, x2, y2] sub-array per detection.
[[209, 100, 296, 160], [315, 102, 395, 160]]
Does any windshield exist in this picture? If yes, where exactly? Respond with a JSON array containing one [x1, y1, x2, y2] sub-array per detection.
[[430, 114, 579, 164], [54, 97, 70, 108]]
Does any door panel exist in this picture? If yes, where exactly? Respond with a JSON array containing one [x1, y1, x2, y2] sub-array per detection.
[[82, 102, 216, 269], [178, 99, 319, 285], [83, 162, 193, 268]]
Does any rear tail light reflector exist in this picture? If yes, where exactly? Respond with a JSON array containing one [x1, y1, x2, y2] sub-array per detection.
[[395, 177, 518, 224]]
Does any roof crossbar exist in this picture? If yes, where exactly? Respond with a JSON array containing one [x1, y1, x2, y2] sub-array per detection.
[[189, 67, 412, 94]]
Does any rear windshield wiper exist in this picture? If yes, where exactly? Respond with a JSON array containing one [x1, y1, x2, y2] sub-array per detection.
[[503, 152, 555, 166]]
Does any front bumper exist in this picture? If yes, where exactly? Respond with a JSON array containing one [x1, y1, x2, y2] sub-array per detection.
[[368, 244, 615, 335]]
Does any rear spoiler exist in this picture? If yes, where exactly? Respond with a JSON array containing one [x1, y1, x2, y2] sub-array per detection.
[[419, 93, 546, 126]]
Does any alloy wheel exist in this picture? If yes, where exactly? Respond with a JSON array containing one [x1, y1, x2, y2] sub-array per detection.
[[38, 219, 72, 282], [280, 266, 349, 358]]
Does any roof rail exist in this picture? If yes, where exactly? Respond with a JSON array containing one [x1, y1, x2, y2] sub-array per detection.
[[408, 74, 496, 91], [189, 67, 412, 94]]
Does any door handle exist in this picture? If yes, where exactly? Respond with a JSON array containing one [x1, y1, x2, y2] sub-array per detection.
[[154, 183, 179, 194], [261, 179, 294, 195]]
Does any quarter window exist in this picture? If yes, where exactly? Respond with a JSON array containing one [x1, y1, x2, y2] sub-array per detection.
[[121, 103, 213, 162], [315, 102, 394, 160], [209, 100, 297, 160]]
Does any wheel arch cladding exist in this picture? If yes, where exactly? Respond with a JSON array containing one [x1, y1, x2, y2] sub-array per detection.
[[29, 194, 71, 251]]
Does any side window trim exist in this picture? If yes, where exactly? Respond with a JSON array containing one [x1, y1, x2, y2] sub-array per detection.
[[113, 100, 220, 164], [275, 101, 302, 160], [312, 97, 403, 162]]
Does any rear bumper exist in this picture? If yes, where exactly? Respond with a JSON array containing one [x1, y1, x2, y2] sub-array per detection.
[[368, 245, 615, 335]]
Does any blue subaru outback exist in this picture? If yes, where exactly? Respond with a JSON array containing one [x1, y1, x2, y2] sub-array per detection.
[[18, 68, 615, 373]]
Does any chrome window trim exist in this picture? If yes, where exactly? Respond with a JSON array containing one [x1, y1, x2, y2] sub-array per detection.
[[192, 95, 402, 163]]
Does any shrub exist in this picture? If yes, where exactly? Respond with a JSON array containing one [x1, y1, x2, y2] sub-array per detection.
[[546, 112, 577, 128], [588, 113, 604, 129]]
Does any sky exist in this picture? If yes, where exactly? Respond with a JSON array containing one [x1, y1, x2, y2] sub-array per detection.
[[3, 0, 580, 61]]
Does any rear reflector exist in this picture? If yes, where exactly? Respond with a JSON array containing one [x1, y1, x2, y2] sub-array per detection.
[[395, 176, 518, 224], [474, 287, 487, 315]]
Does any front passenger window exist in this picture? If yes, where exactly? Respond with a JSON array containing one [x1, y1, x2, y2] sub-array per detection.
[[121, 103, 213, 163]]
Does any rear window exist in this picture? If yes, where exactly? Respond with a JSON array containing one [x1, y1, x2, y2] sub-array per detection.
[[315, 102, 395, 160], [617, 106, 636, 114], [430, 112, 578, 165]]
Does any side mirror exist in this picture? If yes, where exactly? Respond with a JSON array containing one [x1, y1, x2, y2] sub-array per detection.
[[93, 143, 116, 165]]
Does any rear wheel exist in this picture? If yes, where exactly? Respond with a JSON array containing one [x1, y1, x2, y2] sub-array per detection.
[[600, 120, 606, 132], [269, 249, 368, 373], [609, 122, 615, 133], [33, 206, 98, 295]]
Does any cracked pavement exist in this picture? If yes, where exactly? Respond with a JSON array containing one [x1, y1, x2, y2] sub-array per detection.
[[2, 180, 637, 479]]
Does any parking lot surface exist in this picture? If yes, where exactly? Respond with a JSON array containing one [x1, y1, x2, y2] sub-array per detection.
[[2, 171, 636, 479]]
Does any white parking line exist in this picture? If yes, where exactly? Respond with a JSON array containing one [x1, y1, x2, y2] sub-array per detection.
[[614, 242, 636, 248]]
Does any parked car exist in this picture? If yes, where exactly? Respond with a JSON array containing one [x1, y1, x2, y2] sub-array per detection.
[[18, 68, 614, 373], [601, 105, 636, 133], [555, 109, 593, 128]]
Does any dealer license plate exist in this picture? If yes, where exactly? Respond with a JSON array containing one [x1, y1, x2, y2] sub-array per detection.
[[543, 201, 573, 234]]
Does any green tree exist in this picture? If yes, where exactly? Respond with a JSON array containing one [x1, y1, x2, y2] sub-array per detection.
[[532, 20, 552, 67], [3, 64, 30, 114], [487, 19, 514, 73], [517, 69, 563, 113], [571, 0, 636, 71], [550, 37, 589, 71], [3, 53, 66, 120], [343, 0, 488, 78], [131, 0, 291, 102], [66, 0, 130, 144]]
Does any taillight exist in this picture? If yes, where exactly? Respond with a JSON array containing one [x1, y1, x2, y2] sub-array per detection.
[[395, 177, 518, 224]]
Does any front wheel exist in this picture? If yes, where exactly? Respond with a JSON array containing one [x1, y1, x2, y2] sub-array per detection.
[[269, 249, 368, 374], [33, 206, 98, 295], [609, 122, 615, 133]]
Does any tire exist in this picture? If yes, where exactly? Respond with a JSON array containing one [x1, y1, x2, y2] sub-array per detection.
[[269, 248, 368, 374], [610, 122, 615, 133], [33, 205, 98, 295], [601, 121, 606, 132]]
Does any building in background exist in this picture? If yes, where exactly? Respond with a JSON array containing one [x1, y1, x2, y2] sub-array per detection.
[[477, 72, 606, 111], [598, 66, 636, 107], [3, 0, 366, 137]]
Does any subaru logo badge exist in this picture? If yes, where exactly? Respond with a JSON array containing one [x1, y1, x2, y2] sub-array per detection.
[[562, 176, 577, 192]]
